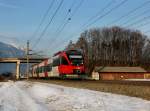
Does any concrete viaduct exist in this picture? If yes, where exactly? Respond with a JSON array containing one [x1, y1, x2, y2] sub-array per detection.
[[0, 57, 47, 79]]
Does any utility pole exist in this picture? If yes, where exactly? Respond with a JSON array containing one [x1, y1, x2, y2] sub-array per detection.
[[26, 40, 29, 80]]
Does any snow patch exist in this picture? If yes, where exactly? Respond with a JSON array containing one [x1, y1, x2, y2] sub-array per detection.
[[0, 81, 149, 111]]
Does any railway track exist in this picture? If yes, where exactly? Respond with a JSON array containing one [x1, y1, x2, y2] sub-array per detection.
[[89, 80, 150, 86], [29, 78, 150, 86]]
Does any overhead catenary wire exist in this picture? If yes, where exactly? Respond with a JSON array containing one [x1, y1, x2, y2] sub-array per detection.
[[81, 0, 115, 28], [48, 0, 128, 55], [120, 8, 150, 26], [107, 0, 150, 26], [46, 0, 150, 56], [47, 0, 116, 53], [32, 0, 64, 49], [44, 19, 71, 55], [57, 0, 116, 43], [54, 9, 72, 36], [45, 0, 84, 54], [54, 0, 150, 47], [67, 0, 150, 44], [125, 15, 150, 28], [68, 0, 84, 18], [143, 29, 150, 34], [47, 17, 71, 47], [136, 20, 150, 28], [83, 0, 128, 29], [52, 0, 84, 41], [30, 0, 55, 43], [46, 0, 76, 47], [52, 0, 76, 36], [50, 0, 84, 46]]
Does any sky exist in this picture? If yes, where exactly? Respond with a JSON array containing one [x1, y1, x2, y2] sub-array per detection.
[[0, 0, 150, 56]]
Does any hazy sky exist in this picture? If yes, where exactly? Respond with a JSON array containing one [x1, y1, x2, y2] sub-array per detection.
[[0, 0, 150, 56]]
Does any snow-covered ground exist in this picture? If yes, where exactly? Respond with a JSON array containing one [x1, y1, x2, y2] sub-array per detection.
[[0, 81, 149, 111]]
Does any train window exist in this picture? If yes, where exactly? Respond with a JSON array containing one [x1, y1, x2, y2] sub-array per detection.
[[36, 68, 39, 73], [44, 66, 46, 71], [61, 56, 68, 65], [38, 67, 40, 73], [39, 67, 42, 73], [47, 64, 52, 71], [53, 58, 60, 66], [41, 66, 44, 73], [43, 66, 45, 72], [44, 65, 52, 72]]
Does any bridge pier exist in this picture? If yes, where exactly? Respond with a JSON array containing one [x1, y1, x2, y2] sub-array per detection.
[[16, 60, 20, 80], [0, 58, 46, 80]]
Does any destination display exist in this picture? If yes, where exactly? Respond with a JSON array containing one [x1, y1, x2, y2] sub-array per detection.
[[69, 55, 82, 59]]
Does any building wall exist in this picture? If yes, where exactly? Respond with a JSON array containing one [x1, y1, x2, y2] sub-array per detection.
[[92, 72, 100, 80], [144, 73, 150, 79], [100, 73, 114, 80], [99, 72, 144, 80]]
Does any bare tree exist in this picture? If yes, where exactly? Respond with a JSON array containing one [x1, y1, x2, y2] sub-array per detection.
[[66, 26, 150, 74]]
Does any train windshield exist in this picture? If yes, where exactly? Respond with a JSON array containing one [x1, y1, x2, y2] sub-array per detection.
[[68, 55, 83, 65]]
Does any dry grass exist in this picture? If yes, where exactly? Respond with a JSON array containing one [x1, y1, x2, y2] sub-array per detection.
[[29, 79, 150, 100], [0, 75, 15, 82]]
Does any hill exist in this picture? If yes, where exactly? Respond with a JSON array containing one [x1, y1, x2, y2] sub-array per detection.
[[0, 42, 25, 74]]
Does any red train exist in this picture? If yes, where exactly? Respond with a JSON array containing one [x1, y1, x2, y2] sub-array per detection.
[[31, 50, 86, 78]]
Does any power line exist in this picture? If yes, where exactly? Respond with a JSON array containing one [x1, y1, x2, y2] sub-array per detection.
[[51, 0, 150, 53], [81, 0, 115, 28], [51, 17, 71, 43], [32, 0, 64, 49], [136, 20, 150, 28], [43, 0, 75, 52], [45, 0, 84, 54], [120, 8, 150, 26], [44, 19, 71, 55], [69, 0, 84, 18], [47, 0, 115, 53], [51, 0, 84, 44], [144, 29, 150, 34], [30, 0, 55, 42], [84, 0, 128, 29], [53, 0, 84, 38], [58, 0, 84, 32], [57, 0, 115, 47], [108, 0, 150, 25], [47, 0, 76, 45], [48, 0, 128, 54], [125, 15, 150, 28], [54, 10, 72, 36]]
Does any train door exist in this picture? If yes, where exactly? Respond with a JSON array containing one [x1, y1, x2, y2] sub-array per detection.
[[52, 56, 60, 77]]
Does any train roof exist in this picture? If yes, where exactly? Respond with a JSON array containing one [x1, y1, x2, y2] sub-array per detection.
[[94, 66, 147, 73], [31, 58, 52, 67], [53, 49, 83, 56]]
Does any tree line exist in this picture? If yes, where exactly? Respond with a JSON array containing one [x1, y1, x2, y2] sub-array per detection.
[[66, 26, 150, 74]]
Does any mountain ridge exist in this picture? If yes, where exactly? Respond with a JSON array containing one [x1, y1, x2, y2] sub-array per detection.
[[0, 42, 25, 74]]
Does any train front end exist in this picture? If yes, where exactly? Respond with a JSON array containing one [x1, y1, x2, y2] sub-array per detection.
[[59, 50, 86, 78]]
